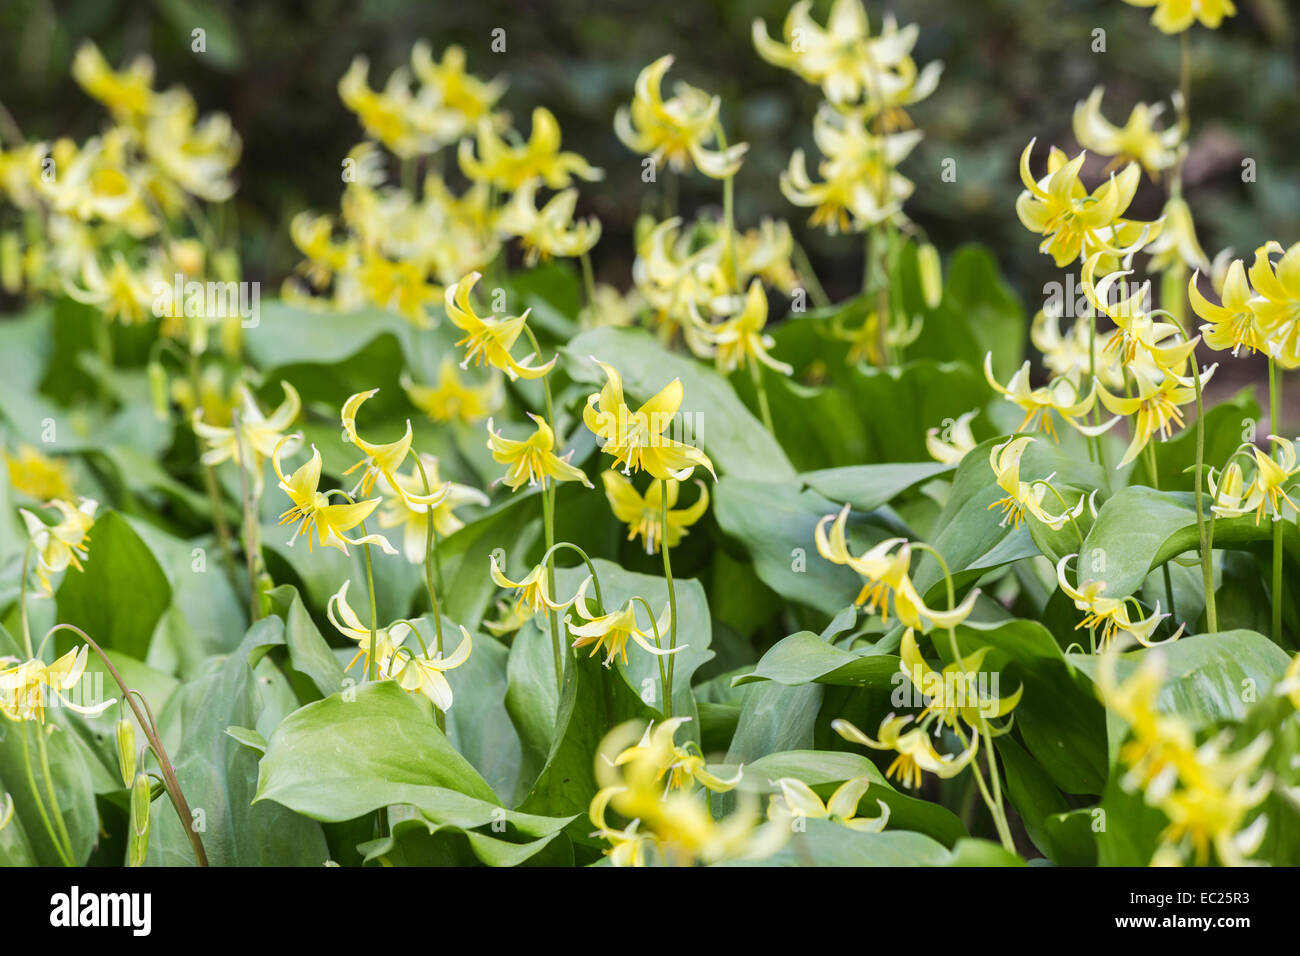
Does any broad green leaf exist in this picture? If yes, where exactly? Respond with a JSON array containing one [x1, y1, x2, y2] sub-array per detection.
[[801, 461, 953, 512], [733, 630, 899, 689]]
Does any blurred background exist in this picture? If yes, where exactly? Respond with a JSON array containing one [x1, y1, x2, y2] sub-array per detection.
[[1, 0, 1298, 363]]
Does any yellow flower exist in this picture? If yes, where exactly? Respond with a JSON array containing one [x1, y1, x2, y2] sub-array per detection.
[[898, 629, 1023, 732], [486, 414, 592, 491], [444, 271, 557, 380], [833, 715, 977, 790], [402, 359, 501, 425], [1123, 0, 1236, 34], [736, 218, 800, 294], [1072, 86, 1182, 179], [1241, 435, 1300, 524], [459, 106, 602, 190], [1080, 255, 1200, 373], [1016, 141, 1154, 268], [272, 441, 396, 556], [567, 599, 677, 667], [752, 0, 941, 111], [488, 553, 584, 622], [611, 717, 742, 793], [1246, 241, 1300, 369], [4, 445, 74, 501], [988, 436, 1086, 531], [925, 409, 978, 465], [71, 41, 154, 120], [19, 498, 98, 596], [1055, 555, 1178, 648], [1096, 368, 1214, 467], [64, 252, 157, 324], [767, 776, 890, 832], [1145, 196, 1209, 273], [1208, 462, 1249, 519], [0, 646, 115, 723], [985, 355, 1106, 439], [409, 42, 506, 143], [495, 180, 601, 265], [588, 787, 658, 867], [1281, 653, 1300, 711], [582, 360, 716, 481], [194, 381, 301, 493], [356, 253, 441, 329], [378, 454, 488, 563], [701, 279, 792, 376], [632, 217, 729, 354], [328, 580, 411, 675], [814, 506, 978, 630], [602, 472, 709, 554], [387, 627, 473, 711], [338, 55, 436, 159], [142, 90, 241, 202], [782, 107, 921, 234], [614, 56, 748, 179], [340, 388, 448, 506], [1190, 260, 1267, 356]]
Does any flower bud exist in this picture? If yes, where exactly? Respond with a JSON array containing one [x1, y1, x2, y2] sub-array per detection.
[[917, 243, 943, 309], [115, 719, 136, 788]]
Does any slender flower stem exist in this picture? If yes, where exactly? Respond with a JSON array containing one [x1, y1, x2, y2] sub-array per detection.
[[659, 480, 679, 715], [748, 360, 775, 435], [21, 727, 71, 865], [410, 455, 446, 733], [791, 240, 831, 310], [47, 624, 208, 866], [187, 352, 236, 579], [580, 251, 598, 317], [631, 595, 669, 718], [539, 541, 605, 610], [1270, 358, 1284, 643], [230, 409, 263, 621], [360, 529, 379, 686], [34, 727, 74, 860]]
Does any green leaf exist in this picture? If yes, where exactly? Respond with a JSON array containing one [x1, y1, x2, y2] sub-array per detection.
[[801, 462, 953, 512], [255, 681, 499, 821], [735, 819, 950, 866], [56, 511, 172, 660], [733, 630, 899, 689]]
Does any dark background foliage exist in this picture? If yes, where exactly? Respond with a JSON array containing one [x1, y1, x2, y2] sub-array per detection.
[[2, 0, 1297, 317]]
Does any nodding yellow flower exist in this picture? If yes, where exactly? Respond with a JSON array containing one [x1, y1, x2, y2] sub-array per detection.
[[767, 776, 890, 833], [387, 627, 473, 711], [632, 217, 729, 355], [409, 42, 507, 141], [486, 414, 592, 491], [1207, 462, 1249, 519], [1241, 435, 1300, 524], [1072, 86, 1182, 179], [488, 553, 584, 623], [988, 436, 1086, 531], [614, 56, 748, 180], [592, 720, 786, 867], [1096, 367, 1215, 468], [64, 252, 157, 324], [402, 359, 501, 425], [340, 388, 446, 505], [1190, 260, 1267, 356], [143, 90, 241, 203], [699, 280, 792, 376], [601, 472, 709, 554], [328, 580, 411, 675], [611, 717, 742, 793], [1123, 0, 1237, 34], [752, 0, 941, 113], [984, 355, 1107, 440], [829, 308, 923, 366], [356, 253, 441, 328], [1016, 140, 1156, 268], [1081, 259, 1200, 374], [378, 454, 488, 564], [1055, 555, 1179, 648], [736, 218, 801, 294], [898, 629, 1023, 732], [1246, 241, 1300, 369], [71, 41, 154, 120], [459, 106, 603, 191], [583, 360, 716, 481], [338, 55, 435, 159], [579, 282, 644, 330], [1145, 196, 1209, 274], [193, 380, 301, 492], [814, 506, 977, 630], [0, 142, 49, 211], [0, 645, 115, 723], [925, 409, 979, 465], [272, 440, 397, 556], [1031, 307, 1125, 389], [19, 498, 98, 596], [444, 272, 557, 381], [782, 107, 921, 234], [289, 212, 353, 287], [495, 180, 601, 265], [567, 598, 678, 667], [4, 445, 74, 501], [833, 715, 977, 790]]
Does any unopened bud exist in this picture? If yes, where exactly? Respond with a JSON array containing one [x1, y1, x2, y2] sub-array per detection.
[[115, 719, 136, 788], [917, 243, 943, 309]]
